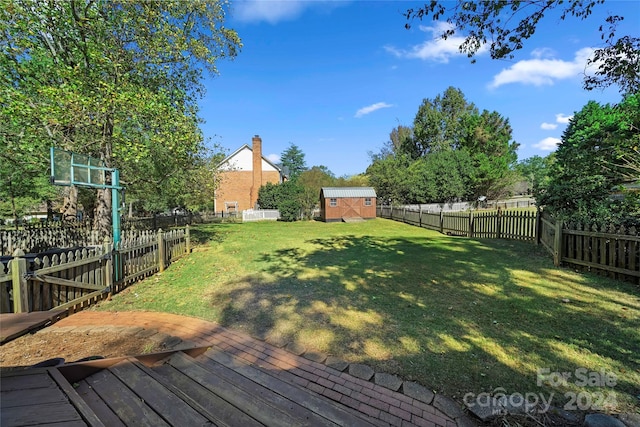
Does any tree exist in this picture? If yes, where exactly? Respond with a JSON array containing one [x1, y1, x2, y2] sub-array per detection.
[[410, 87, 518, 199], [257, 181, 303, 222], [407, 149, 475, 204], [410, 87, 477, 157], [538, 94, 640, 226], [297, 166, 336, 219], [366, 154, 412, 204], [461, 110, 519, 199], [280, 143, 307, 181], [515, 155, 554, 196], [404, 1, 639, 93], [1, 1, 241, 232]]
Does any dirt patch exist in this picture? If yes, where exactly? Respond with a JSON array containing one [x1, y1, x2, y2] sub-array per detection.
[[0, 328, 168, 372]]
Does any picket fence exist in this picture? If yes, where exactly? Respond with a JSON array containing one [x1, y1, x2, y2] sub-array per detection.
[[0, 227, 190, 314], [378, 206, 639, 284]]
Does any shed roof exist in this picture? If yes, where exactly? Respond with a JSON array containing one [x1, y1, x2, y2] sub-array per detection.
[[320, 187, 377, 198]]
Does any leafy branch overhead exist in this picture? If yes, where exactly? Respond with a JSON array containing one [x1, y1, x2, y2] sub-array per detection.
[[405, 1, 639, 93], [1, 1, 242, 225]]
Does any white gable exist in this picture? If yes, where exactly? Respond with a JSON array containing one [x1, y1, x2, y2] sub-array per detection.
[[219, 145, 280, 172], [221, 146, 253, 171]]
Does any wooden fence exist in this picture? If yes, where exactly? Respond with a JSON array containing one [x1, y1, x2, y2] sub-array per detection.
[[0, 227, 190, 314], [1, 213, 218, 256], [539, 213, 639, 283], [378, 206, 639, 283], [379, 207, 537, 241], [0, 222, 102, 257]]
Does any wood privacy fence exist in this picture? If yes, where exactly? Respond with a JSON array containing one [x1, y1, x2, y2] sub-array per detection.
[[377, 206, 639, 283], [379, 206, 537, 241], [0, 227, 190, 314]]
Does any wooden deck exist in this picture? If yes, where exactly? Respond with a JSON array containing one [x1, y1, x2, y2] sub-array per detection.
[[1, 311, 463, 426], [1, 346, 383, 427], [0, 310, 66, 344]]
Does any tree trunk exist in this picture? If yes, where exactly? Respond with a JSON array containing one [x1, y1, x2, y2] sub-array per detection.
[[62, 186, 78, 221], [94, 188, 111, 239]]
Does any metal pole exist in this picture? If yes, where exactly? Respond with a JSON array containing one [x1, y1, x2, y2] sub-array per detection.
[[111, 169, 121, 282], [111, 169, 121, 247]]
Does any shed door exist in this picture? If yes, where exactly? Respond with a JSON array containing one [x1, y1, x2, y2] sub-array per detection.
[[341, 198, 362, 218]]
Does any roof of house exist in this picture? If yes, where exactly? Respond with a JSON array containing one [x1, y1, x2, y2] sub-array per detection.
[[218, 144, 282, 172], [320, 187, 377, 198]]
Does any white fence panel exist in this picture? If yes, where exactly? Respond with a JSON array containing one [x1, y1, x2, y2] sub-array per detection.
[[242, 209, 280, 222]]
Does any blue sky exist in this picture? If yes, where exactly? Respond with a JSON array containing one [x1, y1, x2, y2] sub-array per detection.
[[200, 0, 639, 177]]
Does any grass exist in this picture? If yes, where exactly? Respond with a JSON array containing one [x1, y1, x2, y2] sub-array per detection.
[[96, 219, 640, 411]]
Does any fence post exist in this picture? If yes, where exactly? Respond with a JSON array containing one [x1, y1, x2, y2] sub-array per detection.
[[157, 229, 165, 272], [185, 225, 191, 254], [496, 207, 502, 239], [535, 207, 541, 245], [10, 249, 28, 313], [553, 219, 563, 266], [103, 239, 114, 297], [468, 211, 474, 238], [440, 211, 444, 234]]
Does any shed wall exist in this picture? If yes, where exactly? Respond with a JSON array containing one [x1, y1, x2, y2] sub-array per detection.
[[320, 197, 376, 221]]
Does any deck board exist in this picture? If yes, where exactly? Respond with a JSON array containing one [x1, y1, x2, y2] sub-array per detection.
[[109, 360, 212, 427], [84, 368, 170, 427], [148, 362, 265, 427], [197, 346, 376, 427], [74, 380, 126, 427], [167, 351, 339, 426], [0, 310, 65, 344], [0, 403, 85, 427]]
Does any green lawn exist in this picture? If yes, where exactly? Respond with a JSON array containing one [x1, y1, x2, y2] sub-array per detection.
[[97, 219, 640, 411]]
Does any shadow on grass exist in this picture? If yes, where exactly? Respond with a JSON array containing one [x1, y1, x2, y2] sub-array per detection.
[[209, 233, 640, 407], [189, 223, 235, 245]]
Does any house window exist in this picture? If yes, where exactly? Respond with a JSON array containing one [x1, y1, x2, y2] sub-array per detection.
[[364, 198, 372, 206], [330, 198, 337, 207]]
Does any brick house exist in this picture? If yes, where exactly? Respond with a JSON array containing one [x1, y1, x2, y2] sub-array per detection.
[[214, 135, 284, 213]]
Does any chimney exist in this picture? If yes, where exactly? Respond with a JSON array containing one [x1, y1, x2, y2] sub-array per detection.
[[251, 135, 263, 208]]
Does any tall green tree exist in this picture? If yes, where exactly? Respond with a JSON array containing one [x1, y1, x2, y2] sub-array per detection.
[[538, 94, 640, 226], [1, 1, 241, 232], [410, 87, 477, 157], [297, 166, 335, 219], [515, 155, 555, 196], [407, 149, 475, 205], [404, 1, 639, 94], [366, 154, 412, 205], [280, 143, 307, 181], [462, 110, 519, 199], [409, 87, 518, 199]]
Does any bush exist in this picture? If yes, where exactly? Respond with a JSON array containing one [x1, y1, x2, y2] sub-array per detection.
[[278, 199, 302, 222]]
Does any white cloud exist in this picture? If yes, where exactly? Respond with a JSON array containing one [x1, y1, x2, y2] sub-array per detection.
[[530, 47, 556, 59], [540, 122, 557, 130], [266, 153, 280, 164], [555, 113, 573, 124], [233, 1, 308, 24], [384, 21, 487, 63], [232, 0, 345, 24], [355, 102, 393, 118], [489, 47, 596, 88], [533, 137, 561, 151]]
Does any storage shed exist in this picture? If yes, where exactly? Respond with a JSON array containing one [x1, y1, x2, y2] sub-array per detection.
[[319, 187, 377, 222]]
